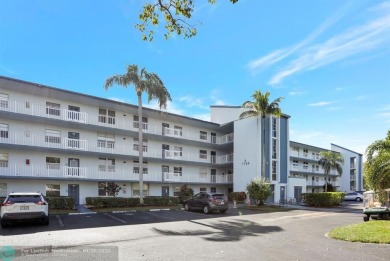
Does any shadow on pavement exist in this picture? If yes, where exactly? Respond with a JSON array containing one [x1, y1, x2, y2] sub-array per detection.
[[153, 219, 283, 242]]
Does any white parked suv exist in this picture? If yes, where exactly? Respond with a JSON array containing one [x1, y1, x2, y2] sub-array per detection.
[[1, 192, 49, 228]]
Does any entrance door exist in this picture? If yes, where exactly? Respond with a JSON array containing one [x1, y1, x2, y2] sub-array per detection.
[[68, 132, 80, 148], [211, 133, 216, 144], [162, 123, 169, 136], [68, 184, 80, 206], [267, 184, 275, 203], [68, 158, 80, 177], [68, 105, 80, 121], [210, 151, 216, 164], [280, 186, 286, 204], [211, 169, 216, 183], [162, 186, 169, 197], [294, 186, 302, 203], [162, 165, 169, 181], [162, 144, 169, 158]]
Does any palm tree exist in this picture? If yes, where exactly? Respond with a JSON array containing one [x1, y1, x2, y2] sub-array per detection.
[[366, 130, 390, 161], [318, 151, 344, 192], [365, 131, 390, 192], [239, 90, 283, 178], [105, 65, 172, 204]]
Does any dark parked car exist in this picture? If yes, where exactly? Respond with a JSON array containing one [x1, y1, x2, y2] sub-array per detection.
[[183, 193, 228, 214]]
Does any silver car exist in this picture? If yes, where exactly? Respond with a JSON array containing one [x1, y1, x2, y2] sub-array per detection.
[[344, 192, 363, 201]]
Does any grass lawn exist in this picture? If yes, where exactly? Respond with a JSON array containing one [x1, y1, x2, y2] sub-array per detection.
[[328, 221, 390, 244]]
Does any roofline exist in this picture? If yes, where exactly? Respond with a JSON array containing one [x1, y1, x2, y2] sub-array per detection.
[[290, 140, 331, 152], [0, 75, 227, 128], [210, 105, 291, 118], [331, 143, 363, 156]]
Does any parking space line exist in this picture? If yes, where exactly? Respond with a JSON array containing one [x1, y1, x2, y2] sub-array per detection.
[[145, 211, 177, 220], [56, 215, 64, 227], [103, 213, 127, 224]]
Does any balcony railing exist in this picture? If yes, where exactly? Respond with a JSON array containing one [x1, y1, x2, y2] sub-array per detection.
[[306, 181, 340, 187], [1, 100, 233, 144], [0, 164, 233, 183]]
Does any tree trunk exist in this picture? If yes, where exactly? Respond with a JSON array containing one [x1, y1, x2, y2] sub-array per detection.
[[137, 91, 144, 205], [324, 173, 328, 192], [262, 116, 266, 178]]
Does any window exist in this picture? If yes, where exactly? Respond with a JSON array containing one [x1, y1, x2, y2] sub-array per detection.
[[99, 109, 115, 124], [0, 123, 8, 138], [174, 146, 182, 157], [99, 158, 115, 172], [45, 129, 61, 144], [316, 165, 319, 171], [200, 188, 207, 192], [98, 133, 115, 149], [173, 186, 181, 197], [272, 139, 277, 159], [133, 116, 148, 130], [98, 182, 108, 196], [210, 187, 216, 193], [199, 168, 207, 178], [0, 153, 8, 168], [46, 102, 60, 116], [133, 161, 148, 174], [199, 150, 207, 159], [350, 157, 357, 169], [200, 131, 207, 140], [272, 161, 277, 181], [174, 166, 182, 176], [303, 149, 308, 157], [133, 138, 148, 152], [46, 184, 60, 196], [303, 161, 308, 170], [174, 126, 182, 136], [0, 93, 9, 109], [46, 157, 60, 170], [0, 183, 6, 196], [272, 118, 277, 137], [292, 160, 298, 169], [133, 183, 148, 197]]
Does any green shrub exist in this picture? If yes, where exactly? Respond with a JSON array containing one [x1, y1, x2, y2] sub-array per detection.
[[178, 184, 194, 203], [46, 196, 74, 209], [85, 196, 179, 208], [302, 192, 344, 207], [228, 192, 247, 202]]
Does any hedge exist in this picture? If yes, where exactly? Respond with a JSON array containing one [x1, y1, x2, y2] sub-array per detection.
[[302, 192, 344, 207], [46, 196, 75, 209], [228, 192, 247, 202], [86, 196, 179, 208]]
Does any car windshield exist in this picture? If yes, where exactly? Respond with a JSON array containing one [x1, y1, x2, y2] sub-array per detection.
[[7, 195, 41, 203], [212, 194, 224, 200]]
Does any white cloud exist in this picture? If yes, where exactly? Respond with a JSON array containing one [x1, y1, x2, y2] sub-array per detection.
[[145, 100, 186, 116], [288, 90, 306, 96], [308, 101, 333, 107], [269, 9, 390, 85], [178, 95, 209, 110]]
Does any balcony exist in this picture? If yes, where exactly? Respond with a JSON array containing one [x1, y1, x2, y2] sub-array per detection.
[[0, 164, 233, 184], [0, 100, 233, 145], [306, 180, 340, 187]]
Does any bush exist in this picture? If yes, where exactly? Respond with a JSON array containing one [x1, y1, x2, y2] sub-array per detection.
[[228, 192, 247, 202], [85, 196, 179, 208], [46, 196, 74, 209], [178, 184, 194, 203], [302, 192, 344, 207]]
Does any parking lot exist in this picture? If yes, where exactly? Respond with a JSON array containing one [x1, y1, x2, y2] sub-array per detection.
[[0, 206, 264, 235]]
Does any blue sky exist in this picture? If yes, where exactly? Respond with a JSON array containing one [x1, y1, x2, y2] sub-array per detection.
[[1, 0, 390, 155]]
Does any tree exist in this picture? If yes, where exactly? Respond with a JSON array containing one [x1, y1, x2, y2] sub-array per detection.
[[239, 90, 283, 179], [246, 177, 272, 206], [105, 65, 172, 204], [178, 184, 194, 203], [365, 131, 390, 192], [318, 151, 344, 192], [136, 0, 239, 41]]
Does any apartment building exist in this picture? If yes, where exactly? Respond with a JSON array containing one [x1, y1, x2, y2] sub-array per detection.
[[0, 76, 234, 204], [0, 76, 363, 205]]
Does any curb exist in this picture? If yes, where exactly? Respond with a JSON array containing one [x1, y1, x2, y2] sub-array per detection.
[[68, 208, 183, 215], [68, 212, 97, 215]]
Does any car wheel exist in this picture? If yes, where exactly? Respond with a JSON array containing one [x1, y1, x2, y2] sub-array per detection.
[[356, 197, 362, 202], [203, 205, 210, 214], [184, 203, 191, 211], [363, 215, 369, 222], [1, 220, 10, 228]]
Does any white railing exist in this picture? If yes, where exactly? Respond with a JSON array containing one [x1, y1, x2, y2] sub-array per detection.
[[1, 99, 235, 145], [0, 133, 234, 165], [306, 181, 340, 187], [0, 164, 233, 183]]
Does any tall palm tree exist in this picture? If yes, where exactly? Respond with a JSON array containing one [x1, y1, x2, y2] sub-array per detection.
[[105, 65, 171, 204], [366, 130, 390, 161], [239, 91, 283, 178], [318, 151, 344, 192]]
